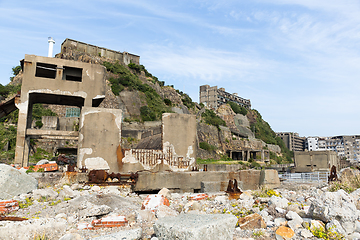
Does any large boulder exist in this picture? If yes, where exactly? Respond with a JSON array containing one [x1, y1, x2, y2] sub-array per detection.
[[0, 164, 38, 200], [308, 189, 360, 234], [153, 214, 237, 240]]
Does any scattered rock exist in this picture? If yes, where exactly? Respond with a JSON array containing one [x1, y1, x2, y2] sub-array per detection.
[[238, 213, 266, 230], [275, 226, 294, 240], [90, 228, 142, 240], [0, 164, 38, 200], [156, 205, 179, 218], [154, 214, 237, 240]]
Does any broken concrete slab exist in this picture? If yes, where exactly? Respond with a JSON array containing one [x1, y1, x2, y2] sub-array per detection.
[[153, 213, 237, 240], [0, 164, 38, 200], [90, 228, 142, 240]]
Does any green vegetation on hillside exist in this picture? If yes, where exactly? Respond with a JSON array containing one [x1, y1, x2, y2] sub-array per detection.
[[228, 102, 247, 116], [250, 109, 293, 163], [10, 66, 21, 82], [102, 61, 172, 121], [201, 109, 226, 130]]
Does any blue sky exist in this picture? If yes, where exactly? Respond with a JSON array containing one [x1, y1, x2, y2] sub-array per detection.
[[1, 0, 360, 137]]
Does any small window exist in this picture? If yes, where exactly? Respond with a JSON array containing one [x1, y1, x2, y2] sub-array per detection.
[[63, 66, 82, 82], [66, 108, 80, 117], [35, 62, 57, 79]]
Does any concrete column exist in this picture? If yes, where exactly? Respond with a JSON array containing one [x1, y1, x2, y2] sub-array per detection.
[[14, 102, 29, 166], [23, 137, 31, 167]]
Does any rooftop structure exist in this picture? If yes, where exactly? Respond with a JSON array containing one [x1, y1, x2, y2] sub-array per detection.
[[61, 38, 140, 65], [199, 85, 251, 109]]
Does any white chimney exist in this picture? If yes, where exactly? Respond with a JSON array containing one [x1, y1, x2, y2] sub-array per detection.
[[48, 37, 55, 57]]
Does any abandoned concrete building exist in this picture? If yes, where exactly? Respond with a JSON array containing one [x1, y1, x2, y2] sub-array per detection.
[[276, 132, 305, 152], [61, 38, 140, 65], [199, 85, 251, 109], [294, 151, 339, 172]]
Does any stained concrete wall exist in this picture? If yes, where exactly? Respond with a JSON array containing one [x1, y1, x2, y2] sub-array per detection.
[[294, 151, 339, 172], [15, 55, 106, 166], [134, 169, 279, 192], [162, 113, 197, 168], [77, 107, 122, 172]]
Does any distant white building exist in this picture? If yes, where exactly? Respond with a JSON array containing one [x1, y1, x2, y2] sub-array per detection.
[[305, 135, 360, 163], [306, 137, 319, 151]]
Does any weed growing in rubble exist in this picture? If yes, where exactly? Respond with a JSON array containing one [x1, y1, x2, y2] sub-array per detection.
[[329, 175, 360, 194], [49, 200, 61, 206], [252, 230, 264, 238], [307, 225, 345, 240], [19, 198, 33, 209], [63, 197, 71, 201], [252, 188, 281, 198], [33, 233, 48, 240]]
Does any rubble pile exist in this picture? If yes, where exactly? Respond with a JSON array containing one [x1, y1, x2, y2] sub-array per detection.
[[1, 167, 360, 239]]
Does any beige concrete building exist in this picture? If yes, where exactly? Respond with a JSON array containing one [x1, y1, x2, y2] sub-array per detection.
[[199, 85, 251, 109], [14, 54, 107, 167], [294, 151, 339, 172]]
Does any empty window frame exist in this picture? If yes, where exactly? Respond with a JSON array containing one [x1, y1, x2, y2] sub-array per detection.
[[63, 66, 82, 82], [35, 62, 57, 79]]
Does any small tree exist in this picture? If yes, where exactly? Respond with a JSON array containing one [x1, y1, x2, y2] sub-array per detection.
[[10, 65, 21, 81]]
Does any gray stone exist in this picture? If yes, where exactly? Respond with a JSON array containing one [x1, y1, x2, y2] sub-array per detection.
[[298, 229, 313, 238], [348, 232, 360, 240], [274, 218, 287, 226], [59, 233, 84, 240], [32, 188, 59, 201], [153, 214, 237, 240], [0, 164, 38, 200], [90, 228, 142, 240], [0, 218, 67, 240], [80, 201, 111, 218], [201, 181, 221, 193], [156, 205, 179, 218], [269, 196, 289, 209], [326, 220, 346, 236], [138, 209, 156, 222]]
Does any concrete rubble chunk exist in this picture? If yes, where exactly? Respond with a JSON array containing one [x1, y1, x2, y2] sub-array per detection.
[[153, 214, 238, 240], [90, 228, 142, 240], [80, 201, 111, 218], [238, 213, 266, 230], [59, 233, 84, 240], [275, 226, 295, 240], [158, 188, 171, 199], [269, 196, 289, 209], [32, 188, 59, 201], [156, 205, 179, 219], [141, 194, 170, 212], [0, 164, 38, 200]]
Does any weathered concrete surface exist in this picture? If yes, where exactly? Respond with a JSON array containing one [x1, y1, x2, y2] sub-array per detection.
[[135, 169, 278, 192], [200, 181, 232, 193], [260, 169, 281, 189], [78, 107, 122, 172], [0, 164, 38, 200], [153, 214, 237, 240], [15, 54, 106, 167], [162, 113, 197, 171], [90, 228, 142, 240], [294, 151, 339, 172], [29, 172, 87, 188]]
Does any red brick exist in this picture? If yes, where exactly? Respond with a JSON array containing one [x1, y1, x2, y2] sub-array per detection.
[[0, 200, 19, 214], [189, 193, 209, 201], [141, 194, 170, 212]]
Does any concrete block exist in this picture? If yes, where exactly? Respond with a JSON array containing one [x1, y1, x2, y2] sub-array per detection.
[[154, 214, 238, 240], [260, 169, 280, 188]]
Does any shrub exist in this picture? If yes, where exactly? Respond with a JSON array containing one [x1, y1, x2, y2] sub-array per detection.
[[140, 106, 156, 121], [228, 102, 247, 115], [164, 98, 172, 106], [199, 142, 217, 151], [201, 109, 226, 130]]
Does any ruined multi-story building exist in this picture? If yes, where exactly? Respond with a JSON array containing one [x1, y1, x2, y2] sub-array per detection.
[[304, 135, 360, 163], [276, 132, 305, 152], [61, 38, 140, 65], [199, 85, 251, 109]]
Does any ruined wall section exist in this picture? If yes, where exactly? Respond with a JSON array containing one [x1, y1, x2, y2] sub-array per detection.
[[78, 107, 122, 172]]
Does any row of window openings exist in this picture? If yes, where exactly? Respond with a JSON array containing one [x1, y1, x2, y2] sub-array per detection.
[[35, 62, 82, 82]]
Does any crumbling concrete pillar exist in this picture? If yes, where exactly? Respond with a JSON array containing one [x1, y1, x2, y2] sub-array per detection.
[[78, 107, 122, 172]]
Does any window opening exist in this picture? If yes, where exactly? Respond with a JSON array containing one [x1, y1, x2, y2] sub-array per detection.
[[35, 62, 57, 79], [66, 107, 80, 117], [63, 66, 82, 82]]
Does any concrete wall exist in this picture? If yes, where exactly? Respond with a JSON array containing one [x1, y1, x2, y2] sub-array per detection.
[[15, 55, 106, 166], [294, 150, 339, 172], [134, 169, 279, 192], [162, 113, 197, 169], [77, 107, 122, 172]]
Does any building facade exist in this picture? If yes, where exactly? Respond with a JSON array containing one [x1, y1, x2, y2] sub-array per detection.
[[199, 85, 251, 109], [305, 135, 360, 163], [276, 132, 305, 152]]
